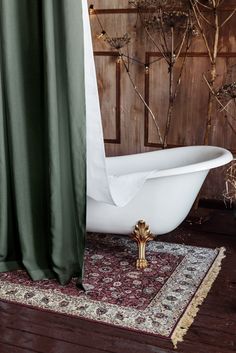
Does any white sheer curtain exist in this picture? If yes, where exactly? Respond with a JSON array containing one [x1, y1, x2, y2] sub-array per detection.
[[82, 1, 155, 207]]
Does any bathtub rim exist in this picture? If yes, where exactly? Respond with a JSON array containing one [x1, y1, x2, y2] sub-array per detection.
[[106, 145, 233, 180]]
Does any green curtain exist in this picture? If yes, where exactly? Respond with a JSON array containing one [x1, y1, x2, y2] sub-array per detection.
[[0, 0, 86, 286]]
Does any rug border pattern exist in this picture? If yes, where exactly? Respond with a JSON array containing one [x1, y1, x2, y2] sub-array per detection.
[[0, 235, 225, 348]]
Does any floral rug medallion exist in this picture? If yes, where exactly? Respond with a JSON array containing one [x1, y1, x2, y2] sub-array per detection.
[[0, 233, 225, 348]]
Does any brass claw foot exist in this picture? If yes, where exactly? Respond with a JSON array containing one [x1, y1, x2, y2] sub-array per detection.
[[131, 220, 154, 269], [136, 258, 148, 269]]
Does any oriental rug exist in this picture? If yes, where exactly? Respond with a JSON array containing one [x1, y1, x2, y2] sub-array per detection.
[[0, 233, 225, 348]]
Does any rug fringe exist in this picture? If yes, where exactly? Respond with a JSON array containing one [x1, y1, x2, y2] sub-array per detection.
[[171, 247, 226, 349]]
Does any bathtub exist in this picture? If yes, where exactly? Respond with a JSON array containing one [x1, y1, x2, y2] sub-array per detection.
[[86, 145, 233, 235]]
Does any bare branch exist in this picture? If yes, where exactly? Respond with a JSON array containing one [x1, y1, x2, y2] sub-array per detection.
[[120, 56, 164, 145], [175, 23, 188, 61], [221, 8, 236, 28], [159, 9, 169, 55], [195, 4, 212, 27], [194, 0, 212, 10], [212, 0, 216, 8], [174, 33, 192, 101], [190, 0, 213, 62], [220, 99, 231, 112], [203, 74, 236, 121], [213, 7, 220, 65], [225, 115, 236, 135], [137, 10, 170, 63], [217, 0, 225, 7]]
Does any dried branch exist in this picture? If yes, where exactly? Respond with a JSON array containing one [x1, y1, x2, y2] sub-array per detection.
[[203, 75, 236, 134], [221, 8, 236, 28], [175, 21, 188, 61], [195, 3, 212, 26], [216, 82, 236, 104], [120, 55, 164, 145], [190, 0, 213, 62], [174, 33, 192, 102], [163, 31, 192, 147], [105, 33, 131, 49], [223, 163, 236, 206], [190, 0, 236, 144], [220, 99, 232, 112], [193, 0, 212, 10], [203, 75, 227, 109], [225, 116, 236, 136], [129, 0, 166, 9], [213, 8, 219, 65], [163, 26, 174, 147], [159, 9, 170, 56], [137, 10, 170, 63], [203, 76, 236, 122], [94, 6, 165, 146], [137, 3, 196, 147]]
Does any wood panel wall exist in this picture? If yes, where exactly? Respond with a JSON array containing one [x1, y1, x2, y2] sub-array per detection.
[[88, 0, 236, 201]]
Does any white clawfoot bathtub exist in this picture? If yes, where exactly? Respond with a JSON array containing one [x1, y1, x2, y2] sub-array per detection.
[[86, 146, 233, 235]]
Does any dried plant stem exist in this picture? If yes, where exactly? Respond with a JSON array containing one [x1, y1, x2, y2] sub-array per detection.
[[195, 6, 212, 26], [204, 89, 214, 145], [120, 56, 164, 145], [225, 116, 236, 136], [199, 4, 219, 144], [194, 0, 212, 10], [204, 33, 218, 146], [194, 1, 219, 145], [173, 35, 191, 105], [163, 68, 174, 147], [190, 1, 213, 62], [137, 7, 194, 148], [163, 27, 191, 148], [221, 8, 236, 28], [163, 27, 174, 148], [159, 9, 169, 55], [175, 25, 188, 61], [203, 74, 236, 135], [191, 0, 236, 144], [223, 162, 236, 209], [220, 99, 231, 113], [137, 10, 169, 62]]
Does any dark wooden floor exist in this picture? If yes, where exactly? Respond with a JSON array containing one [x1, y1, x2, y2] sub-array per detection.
[[0, 209, 235, 353]]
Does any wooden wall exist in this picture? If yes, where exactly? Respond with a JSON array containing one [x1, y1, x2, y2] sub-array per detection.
[[88, 0, 236, 201]]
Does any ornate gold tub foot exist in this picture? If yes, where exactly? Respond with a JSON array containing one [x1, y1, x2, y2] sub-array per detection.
[[131, 220, 154, 269]]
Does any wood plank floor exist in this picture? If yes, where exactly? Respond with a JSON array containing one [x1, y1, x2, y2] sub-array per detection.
[[0, 209, 235, 353]]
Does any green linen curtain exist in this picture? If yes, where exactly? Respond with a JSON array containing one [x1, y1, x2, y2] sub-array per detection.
[[0, 0, 86, 286]]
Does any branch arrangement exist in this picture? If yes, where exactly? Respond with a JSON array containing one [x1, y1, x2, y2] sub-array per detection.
[[190, 0, 236, 205], [130, 0, 197, 147], [90, 1, 197, 148], [91, 6, 164, 144], [190, 0, 236, 144]]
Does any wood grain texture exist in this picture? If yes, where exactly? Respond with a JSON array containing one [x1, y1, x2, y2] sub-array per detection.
[[0, 209, 235, 353], [94, 52, 121, 143], [88, 0, 236, 200]]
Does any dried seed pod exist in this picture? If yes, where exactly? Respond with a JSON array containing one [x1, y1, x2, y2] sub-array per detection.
[[128, 0, 167, 9], [216, 82, 236, 103], [105, 33, 131, 50]]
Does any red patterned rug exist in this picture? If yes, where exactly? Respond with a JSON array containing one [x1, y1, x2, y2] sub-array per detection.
[[0, 233, 225, 348]]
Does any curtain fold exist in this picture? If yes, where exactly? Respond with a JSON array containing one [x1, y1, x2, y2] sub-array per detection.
[[0, 0, 86, 285]]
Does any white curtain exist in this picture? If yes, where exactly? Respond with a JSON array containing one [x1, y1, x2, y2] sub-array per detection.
[[82, 1, 154, 207]]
